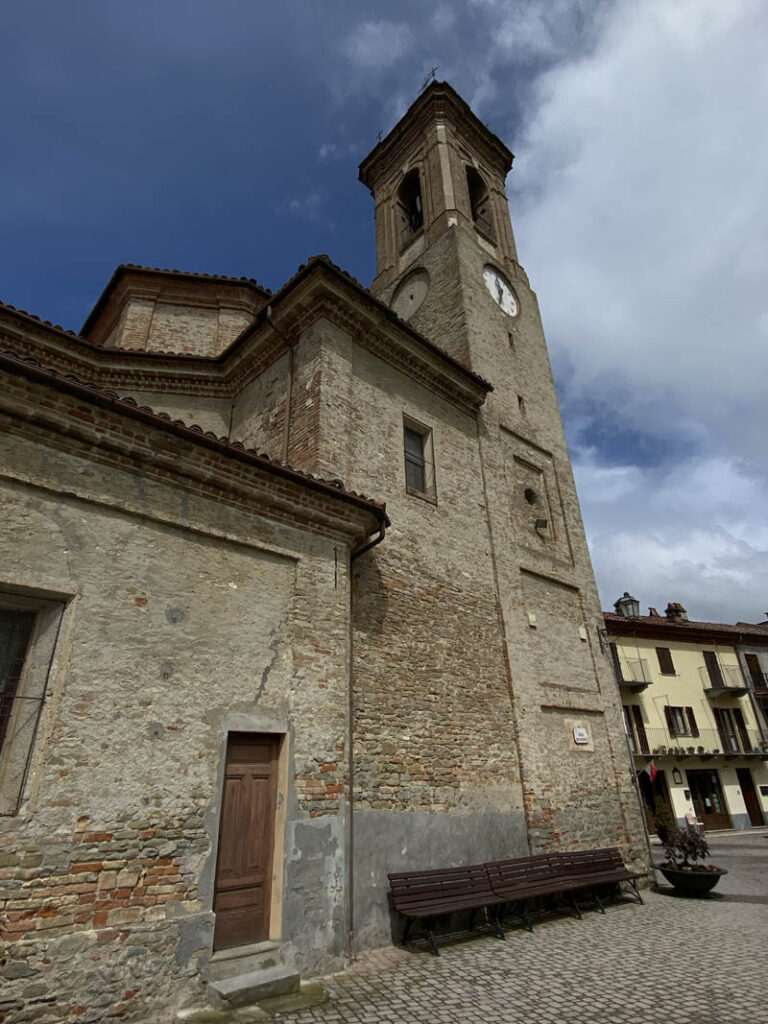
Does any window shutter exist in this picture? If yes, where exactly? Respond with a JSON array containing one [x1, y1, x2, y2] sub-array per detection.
[[664, 705, 676, 736], [704, 651, 724, 688], [656, 647, 675, 674], [733, 707, 751, 752], [745, 654, 763, 687], [631, 705, 649, 753], [712, 707, 727, 749], [686, 707, 699, 737]]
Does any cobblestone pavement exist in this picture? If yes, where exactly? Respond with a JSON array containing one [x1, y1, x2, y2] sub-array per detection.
[[271, 830, 768, 1024]]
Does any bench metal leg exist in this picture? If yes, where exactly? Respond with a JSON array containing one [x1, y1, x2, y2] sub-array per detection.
[[592, 888, 606, 914], [566, 892, 582, 919], [401, 917, 414, 947], [488, 907, 506, 941], [519, 901, 534, 933], [628, 879, 644, 905], [425, 923, 439, 956]]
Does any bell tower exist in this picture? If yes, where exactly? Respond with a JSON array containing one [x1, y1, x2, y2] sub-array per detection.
[[359, 83, 647, 859], [359, 82, 520, 369]]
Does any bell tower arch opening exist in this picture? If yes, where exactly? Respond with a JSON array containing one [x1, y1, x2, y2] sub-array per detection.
[[396, 169, 424, 251], [466, 165, 496, 243]]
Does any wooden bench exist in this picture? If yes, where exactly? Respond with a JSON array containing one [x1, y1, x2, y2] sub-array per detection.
[[554, 847, 645, 913], [389, 847, 645, 953], [485, 852, 582, 930], [387, 864, 505, 955]]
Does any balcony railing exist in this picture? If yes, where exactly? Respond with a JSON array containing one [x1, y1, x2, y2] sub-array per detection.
[[626, 726, 768, 759], [617, 657, 652, 692], [699, 664, 749, 697]]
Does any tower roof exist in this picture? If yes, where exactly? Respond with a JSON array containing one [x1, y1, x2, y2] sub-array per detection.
[[358, 81, 514, 191]]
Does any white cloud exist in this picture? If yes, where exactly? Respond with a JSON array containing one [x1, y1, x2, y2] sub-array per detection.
[[513, 0, 768, 459], [343, 20, 414, 70], [503, 0, 768, 622], [574, 448, 768, 622]]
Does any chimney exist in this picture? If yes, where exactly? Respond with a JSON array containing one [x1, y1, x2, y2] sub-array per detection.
[[648, 607, 660, 617], [665, 602, 688, 622]]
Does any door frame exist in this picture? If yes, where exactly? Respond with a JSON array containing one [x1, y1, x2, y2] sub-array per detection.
[[210, 726, 290, 950], [685, 768, 732, 830]]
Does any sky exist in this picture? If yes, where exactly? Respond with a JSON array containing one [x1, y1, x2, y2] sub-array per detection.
[[1, 0, 767, 624]]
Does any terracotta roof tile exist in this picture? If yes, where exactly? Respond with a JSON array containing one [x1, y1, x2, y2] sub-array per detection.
[[603, 611, 768, 643]]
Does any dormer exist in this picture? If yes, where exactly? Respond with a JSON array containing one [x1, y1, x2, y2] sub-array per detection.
[[81, 264, 270, 357]]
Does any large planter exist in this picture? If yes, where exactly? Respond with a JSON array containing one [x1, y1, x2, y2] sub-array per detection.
[[657, 865, 727, 895]]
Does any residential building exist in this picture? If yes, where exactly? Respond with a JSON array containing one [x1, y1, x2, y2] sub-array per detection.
[[605, 594, 768, 833], [0, 83, 646, 1019]]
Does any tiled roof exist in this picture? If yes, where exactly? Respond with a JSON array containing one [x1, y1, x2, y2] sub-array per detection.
[[0, 349, 389, 524], [117, 263, 271, 293], [603, 611, 768, 643], [0, 299, 81, 340]]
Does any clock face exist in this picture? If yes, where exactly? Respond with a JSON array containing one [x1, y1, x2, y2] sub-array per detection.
[[483, 265, 518, 317], [391, 269, 429, 321]]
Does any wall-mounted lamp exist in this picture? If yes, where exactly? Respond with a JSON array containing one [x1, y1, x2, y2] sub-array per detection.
[[672, 767, 683, 785]]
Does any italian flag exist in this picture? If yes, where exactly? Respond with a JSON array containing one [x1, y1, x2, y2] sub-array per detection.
[[644, 760, 658, 783]]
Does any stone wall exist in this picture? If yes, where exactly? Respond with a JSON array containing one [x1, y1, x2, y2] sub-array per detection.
[[0, 408, 359, 1020]]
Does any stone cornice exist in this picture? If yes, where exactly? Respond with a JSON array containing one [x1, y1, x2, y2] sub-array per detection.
[[0, 258, 491, 413]]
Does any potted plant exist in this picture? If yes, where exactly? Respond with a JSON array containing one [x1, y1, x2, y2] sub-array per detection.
[[653, 797, 674, 845], [657, 826, 727, 895]]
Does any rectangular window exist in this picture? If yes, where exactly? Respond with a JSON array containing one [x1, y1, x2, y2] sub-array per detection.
[[664, 705, 698, 738], [655, 647, 675, 675], [622, 704, 648, 754], [703, 650, 725, 688], [0, 590, 67, 815], [744, 653, 765, 688], [403, 418, 436, 501]]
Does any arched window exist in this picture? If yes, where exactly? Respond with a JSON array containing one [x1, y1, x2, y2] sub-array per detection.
[[466, 166, 495, 241], [397, 169, 424, 250]]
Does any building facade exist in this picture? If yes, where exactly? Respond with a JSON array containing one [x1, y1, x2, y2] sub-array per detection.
[[0, 83, 646, 1021], [606, 596, 768, 833]]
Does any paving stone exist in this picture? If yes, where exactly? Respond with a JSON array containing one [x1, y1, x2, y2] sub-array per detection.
[[259, 831, 768, 1024]]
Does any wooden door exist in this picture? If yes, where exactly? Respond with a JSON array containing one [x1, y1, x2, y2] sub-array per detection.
[[686, 769, 731, 830], [736, 768, 765, 827], [213, 733, 280, 951]]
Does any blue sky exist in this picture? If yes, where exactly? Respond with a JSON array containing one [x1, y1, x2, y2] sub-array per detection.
[[2, 0, 767, 623]]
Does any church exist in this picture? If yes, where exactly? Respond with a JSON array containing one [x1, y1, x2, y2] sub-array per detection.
[[0, 83, 646, 1018]]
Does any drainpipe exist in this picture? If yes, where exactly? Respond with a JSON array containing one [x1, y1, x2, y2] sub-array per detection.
[[346, 524, 387, 960], [265, 305, 295, 463]]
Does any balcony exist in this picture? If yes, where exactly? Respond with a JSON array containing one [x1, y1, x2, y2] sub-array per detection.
[[699, 664, 749, 697], [627, 727, 768, 760], [617, 656, 652, 692]]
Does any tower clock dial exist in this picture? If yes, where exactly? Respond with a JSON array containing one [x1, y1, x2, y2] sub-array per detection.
[[483, 265, 518, 317]]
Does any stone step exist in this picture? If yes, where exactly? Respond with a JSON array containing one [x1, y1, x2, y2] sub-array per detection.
[[209, 965, 301, 1008], [208, 941, 282, 982]]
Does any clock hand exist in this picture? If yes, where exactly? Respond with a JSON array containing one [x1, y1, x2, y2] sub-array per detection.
[[496, 280, 504, 304]]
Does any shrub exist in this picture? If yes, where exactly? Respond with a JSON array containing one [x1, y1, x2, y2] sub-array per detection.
[[662, 826, 718, 870]]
